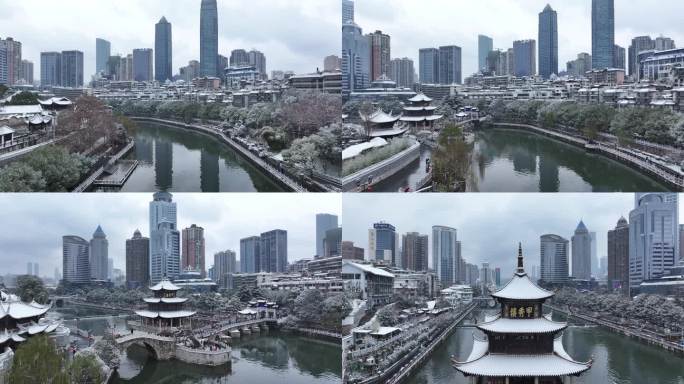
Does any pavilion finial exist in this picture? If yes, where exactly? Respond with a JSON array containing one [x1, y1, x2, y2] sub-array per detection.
[[517, 243, 524, 273]]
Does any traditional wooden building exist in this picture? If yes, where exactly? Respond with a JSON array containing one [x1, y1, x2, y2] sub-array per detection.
[[400, 93, 443, 130], [0, 291, 62, 352], [359, 109, 407, 139], [135, 279, 196, 331], [453, 245, 592, 384]]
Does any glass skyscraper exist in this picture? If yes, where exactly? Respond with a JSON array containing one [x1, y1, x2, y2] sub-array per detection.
[[592, 0, 615, 69], [513, 40, 536, 77], [200, 0, 219, 77], [95, 38, 110, 75], [155, 17, 172, 82], [538, 4, 558, 79], [419, 48, 439, 84], [478, 35, 493, 72]]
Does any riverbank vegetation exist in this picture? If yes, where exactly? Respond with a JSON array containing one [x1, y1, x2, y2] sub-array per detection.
[[0, 145, 91, 192], [342, 137, 411, 177], [432, 125, 473, 192], [489, 99, 684, 146]]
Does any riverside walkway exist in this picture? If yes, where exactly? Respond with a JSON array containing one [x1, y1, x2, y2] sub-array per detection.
[[72, 140, 135, 192]]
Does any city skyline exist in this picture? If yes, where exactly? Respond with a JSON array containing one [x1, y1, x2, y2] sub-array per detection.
[[350, 0, 684, 78], [0, 193, 341, 277], [342, 194, 684, 274], [0, 0, 338, 79]]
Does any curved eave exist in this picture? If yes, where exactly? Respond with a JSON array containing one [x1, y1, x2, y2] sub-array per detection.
[[477, 316, 568, 334], [491, 272, 554, 301], [0, 301, 53, 321]]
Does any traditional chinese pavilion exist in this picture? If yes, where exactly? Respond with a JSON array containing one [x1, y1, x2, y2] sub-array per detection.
[[359, 109, 407, 139], [399, 93, 443, 130], [135, 278, 196, 331], [0, 291, 62, 351], [453, 245, 592, 384]]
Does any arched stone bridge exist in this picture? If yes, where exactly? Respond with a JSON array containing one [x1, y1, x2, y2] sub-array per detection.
[[115, 332, 176, 360]]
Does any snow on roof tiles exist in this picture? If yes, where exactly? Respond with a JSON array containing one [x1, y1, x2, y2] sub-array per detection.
[[491, 273, 554, 301], [477, 316, 567, 334]]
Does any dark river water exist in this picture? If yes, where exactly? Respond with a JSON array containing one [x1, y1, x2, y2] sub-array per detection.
[[105, 122, 285, 192]]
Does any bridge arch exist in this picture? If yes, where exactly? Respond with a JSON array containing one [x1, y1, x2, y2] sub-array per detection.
[[116, 334, 175, 361]]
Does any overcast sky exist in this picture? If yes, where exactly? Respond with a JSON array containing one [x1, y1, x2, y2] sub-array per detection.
[[343, 193, 683, 275], [0, 0, 338, 79], [0, 193, 341, 278], [352, 0, 684, 77]]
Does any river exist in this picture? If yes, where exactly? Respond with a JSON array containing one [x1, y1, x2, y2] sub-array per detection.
[[375, 128, 670, 192], [405, 311, 684, 384], [51, 305, 341, 384], [97, 122, 285, 192]]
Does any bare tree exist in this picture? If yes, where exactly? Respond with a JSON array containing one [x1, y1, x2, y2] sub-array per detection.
[[58, 96, 120, 154]]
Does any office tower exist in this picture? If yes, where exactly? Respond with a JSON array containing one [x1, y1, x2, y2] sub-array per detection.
[[180, 60, 200, 82], [438, 45, 462, 84], [369, 222, 397, 265], [368, 30, 391, 82], [567, 52, 592, 77], [481, 263, 492, 286], [0, 45, 6, 85], [419, 48, 440, 84], [108, 258, 113, 280], [240, 236, 261, 273], [95, 38, 111, 75], [324, 227, 343, 258], [478, 35, 493, 72], [40, 52, 62, 86], [495, 267, 501, 287], [613, 45, 626, 70], [218, 54, 228, 73], [513, 40, 536, 77], [629, 194, 679, 293], [655, 36, 676, 51], [540, 234, 569, 284], [608, 217, 629, 294], [538, 4, 558, 79], [342, 241, 365, 261], [89, 226, 109, 281], [342, 0, 354, 24], [200, 0, 219, 77], [230, 49, 250, 67], [132, 48, 153, 82], [149, 192, 180, 283], [213, 250, 236, 285], [260, 230, 287, 273], [126, 229, 150, 289], [316, 213, 339, 257], [26, 262, 33, 276], [571, 221, 592, 280], [155, 17, 173, 82], [628, 36, 655, 77], [342, 20, 370, 94], [432, 226, 461, 285], [248, 50, 267, 78], [20, 60, 33, 84], [63, 236, 90, 284], [0, 37, 21, 85], [680, 224, 684, 261], [324, 55, 341, 71], [402, 232, 429, 272], [590, 231, 598, 277], [591, 0, 615, 69], [181, 224, 205, 277], [390, 57, 414, 88], [60, 50, 83, 87]]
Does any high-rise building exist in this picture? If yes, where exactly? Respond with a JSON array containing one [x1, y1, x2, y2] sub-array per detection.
[[402, 232, 429, 272], [478, 35, 493, 72], [0, 37, 21, 85], [680, 224, 684, 261], [432, 226, 461, 286], [591, 0, 615, 69], [369, 222, 397, 265], [629, 193, 679, 293], [108, 258, 113, 280], [513, 40, 536, 77], [628, 36, 655, 77], [60, 50, 84, 87], [481, 262, 492, 287], [149, 192, 180, 283], [607, 217, 629, 294], [230, 49, 250, 67], [180, 60, 200, 83], [126, 229, 150, 289], [494, 267, 501, 287], [324, 227, 343, 258], [260, 230, 288, 273], [538, 4, 558, 79], [20, 60, 33, 84], [200, 0, 219, 77], [240, 236, 261, 273], [342, 0, 354, 24], [655, 36, 676, 51], [438, 45, 462, 84], [341, 241, 364, 260], [132, 48, 153, 82], [540, 234, 569, 284], [213, 250, 236, 286], [63, 236, 90, 284], [26, 262, 33, 276], [566, 52, 592, 77], [324, 55, 342, 72], [571, 221, 592, 280], [181, 224, 205, 277], [342, 20, 370, 95], [368, 30, 391, 82], [89, 226, 109, 281], [40, 52, 62, 86], [95, 38, 111, 75], [248, 50, 267, 78], [0, 45, 7, 85], [316, 214, 339, 257], [390, 57, 414, 88], [419, 48, 440, 84], [613, 45, 626, 70], [155, 17, 173, 82]]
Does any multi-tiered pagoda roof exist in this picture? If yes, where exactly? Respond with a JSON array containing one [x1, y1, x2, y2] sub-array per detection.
[[0, 291, 62, 351], [136, 279, 195, 328], [400, 93, 443, 129], [453, 245, 591, 383]]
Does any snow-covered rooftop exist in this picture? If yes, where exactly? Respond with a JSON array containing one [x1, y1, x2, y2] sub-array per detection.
[[491, 273, 553, 301], [343, 261, 395, 278], [408, 93, 433, 103], [143, 297, 188, 304], [361, 109, 401, 124], [149, 279, 181, 291], [342, 138, 388, 161], [135, 310, 196, 319], [0, 293, 52, 321], [477, 316, 567, 334]]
